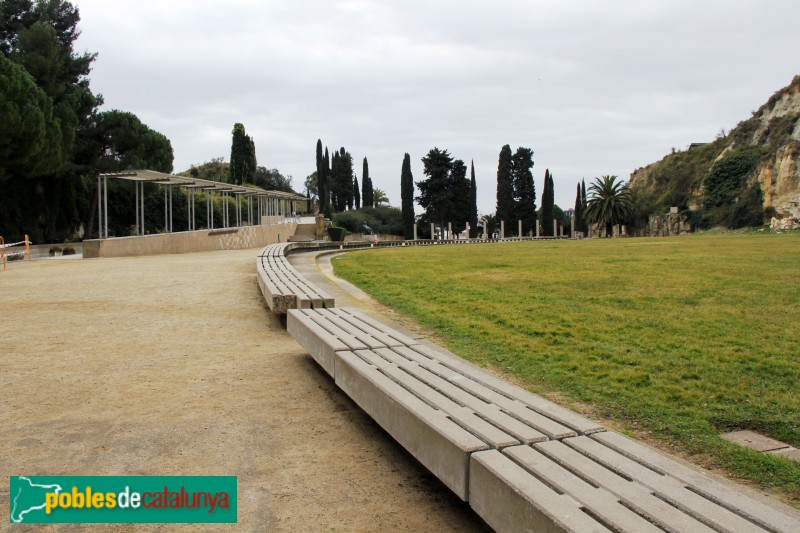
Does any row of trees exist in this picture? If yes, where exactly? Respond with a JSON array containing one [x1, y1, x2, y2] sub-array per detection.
[[313, 140, 387, 218], [312, 142, 635, 240], [0, 0, 174, 242], [184, 157, 296, 193]]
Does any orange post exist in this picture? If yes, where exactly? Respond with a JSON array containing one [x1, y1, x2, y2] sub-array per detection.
[[25, 234, 30, 261]]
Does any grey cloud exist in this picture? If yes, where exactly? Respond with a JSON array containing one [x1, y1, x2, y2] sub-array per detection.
[[76, 0, 799, 212]]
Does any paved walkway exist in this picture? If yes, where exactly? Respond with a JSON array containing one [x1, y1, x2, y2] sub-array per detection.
[[0, 250, 486, 531]]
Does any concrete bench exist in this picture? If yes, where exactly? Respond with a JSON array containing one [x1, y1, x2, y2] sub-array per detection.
[[471, 433, 796, 532], [287, 306, 799, 532], [287, 307, 605, 501], [256, 243, 334, 313]]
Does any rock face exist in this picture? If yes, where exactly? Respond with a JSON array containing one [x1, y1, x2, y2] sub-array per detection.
[[629, 75, 800, 228], [757, 145, 799, 210], [770, 196, 800, 230]]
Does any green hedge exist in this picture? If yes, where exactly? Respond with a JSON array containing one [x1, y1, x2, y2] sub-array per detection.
[[327, 226, 347, 241]]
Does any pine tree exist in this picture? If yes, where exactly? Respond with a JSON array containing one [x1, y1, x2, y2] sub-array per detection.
[[495, 144, 514, 236], [353, 173, 361, 209], [401, 153, 415, 239], [417, 148, 454, 232], [512, 147, 536, 235], [541, 169, 555, 236], [417, 148, 471, 235], [362, 157, 372, 208], [469, 160, 478, 238]]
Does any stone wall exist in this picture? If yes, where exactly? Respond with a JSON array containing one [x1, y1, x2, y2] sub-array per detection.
[[343, 233, 404, 243], [647, 207, 691, 237], [83, 223, 297, 258]]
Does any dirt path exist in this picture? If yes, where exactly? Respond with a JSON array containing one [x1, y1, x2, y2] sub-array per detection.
[[0, 250, 486, 532]]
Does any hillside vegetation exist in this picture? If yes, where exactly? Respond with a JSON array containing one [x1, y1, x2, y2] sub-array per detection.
[[630, 75, 800, 230]]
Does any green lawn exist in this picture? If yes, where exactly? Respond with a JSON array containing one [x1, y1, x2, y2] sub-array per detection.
[[332, 234, 800, 504]]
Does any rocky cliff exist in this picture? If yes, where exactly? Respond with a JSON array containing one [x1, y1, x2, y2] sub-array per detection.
[[629, 75, 800, 229]]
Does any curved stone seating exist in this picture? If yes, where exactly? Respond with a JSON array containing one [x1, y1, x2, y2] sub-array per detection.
[[256, 243, 334, 312], [260, 242, 800, 532]]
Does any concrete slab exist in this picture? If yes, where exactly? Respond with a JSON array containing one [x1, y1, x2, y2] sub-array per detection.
[[533, 439, 717, 532], [592, 431, 800, 532], [353, 349, 520, 449], [371, 346, 549, 444], [336, 350, 489, 500], [770, 447, 800, 461], [406, 342, 605, 436], [564, 435, 762, 532], [287, 309, 368, 376], [469, 449, 611, 532], [721, 430, 791, 452], [501, 445, 663, 532]]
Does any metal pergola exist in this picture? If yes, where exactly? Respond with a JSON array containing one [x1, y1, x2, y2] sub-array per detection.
[[96, 170, 307, 239]]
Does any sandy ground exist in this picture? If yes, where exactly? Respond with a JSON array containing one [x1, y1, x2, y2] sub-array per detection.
[[0, 250, 488, 532]]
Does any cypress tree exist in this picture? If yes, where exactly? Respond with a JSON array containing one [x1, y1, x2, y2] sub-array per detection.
[[230, 123, 257, 185], [451, 159, 471, 235], [469, 160, 478, 238], [362, 157, 372, 208], [330, 150, 339, 209], [541, 169, 555, 236], [353, 173, 361, 209], [315, 139, 323, 211], [401, 153, 415, 240], [332, 147, 354, 212], [574, 182, 583, 235], [512, 147, 536, 235], [581, 178, 588, 234], [321, 147, 331, 218], [496, 144, 514, 236]]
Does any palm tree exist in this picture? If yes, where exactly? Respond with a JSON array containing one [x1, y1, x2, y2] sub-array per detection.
[[373, 188, 389, 206], [585, 175, 633, 237]]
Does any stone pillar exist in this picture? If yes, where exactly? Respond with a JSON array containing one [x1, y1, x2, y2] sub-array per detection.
[[571, 217, 575, 239], [482, 224, 487, 240], [518, 220, 522, 238], [315, 213, 325, 240], [465, 222, 470, 240], [553, 219, 557, 237], [413, 223, 418, 241], [448, 222, 452, 241], [430, 223, 435, 240], [500, 220, 505, 239], [536, 220, 540, 238]]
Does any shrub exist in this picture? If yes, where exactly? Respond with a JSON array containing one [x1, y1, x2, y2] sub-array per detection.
[[333, 206, 404, 236], [327, 226, 347, 241]]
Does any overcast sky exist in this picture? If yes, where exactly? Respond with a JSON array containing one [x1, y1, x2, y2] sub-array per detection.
[[74, 0, 798, 213]]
